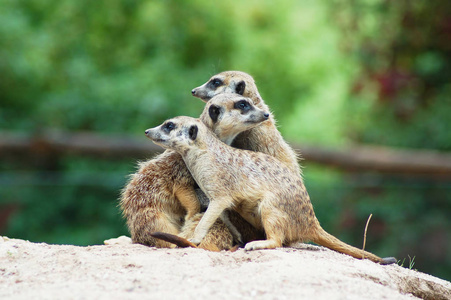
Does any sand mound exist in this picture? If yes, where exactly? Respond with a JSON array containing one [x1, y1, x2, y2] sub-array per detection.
[[1, 236, 450, 299]]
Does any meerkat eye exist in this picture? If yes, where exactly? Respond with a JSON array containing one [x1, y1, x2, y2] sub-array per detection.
[[163, 122, 176, 132], [234, 100, 251, 112], [209, 78, 223, 88]]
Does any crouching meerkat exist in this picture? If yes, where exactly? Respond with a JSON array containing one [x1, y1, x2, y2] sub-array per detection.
[[145, 116, 396, 265], [120, 149, 198, 248], [120, 94, 268, 249]]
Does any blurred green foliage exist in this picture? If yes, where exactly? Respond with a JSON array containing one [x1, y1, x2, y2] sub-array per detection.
[[329, 1, 451, 150], [0, 0, 450, 280]]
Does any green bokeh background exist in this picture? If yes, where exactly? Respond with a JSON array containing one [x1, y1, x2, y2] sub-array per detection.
[[1, 0, 450, 280]]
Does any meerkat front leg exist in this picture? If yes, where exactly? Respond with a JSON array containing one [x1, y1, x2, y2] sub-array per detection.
[[195, 189, 243, 244], [190, 199, 231, 245]]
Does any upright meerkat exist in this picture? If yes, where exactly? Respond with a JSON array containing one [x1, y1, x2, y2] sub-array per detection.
[[192, 71, 299, 174], [120, 94, 268, 249], [146, 117, 396, 264]]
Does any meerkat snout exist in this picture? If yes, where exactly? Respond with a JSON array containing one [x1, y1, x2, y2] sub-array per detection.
[[254, 110, 270, 123], [258, 112, 269, 123], [145, 129, 150, 135], [191, 89, 196, 95]]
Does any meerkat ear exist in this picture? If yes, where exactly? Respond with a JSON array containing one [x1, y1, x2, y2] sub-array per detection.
[[208, 105, 221, 123], [188, 125, 198, 141], [235, 81, 246, 95]]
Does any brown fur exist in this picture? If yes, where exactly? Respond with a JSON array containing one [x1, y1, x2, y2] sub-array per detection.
[[146, 117, 396, 264]]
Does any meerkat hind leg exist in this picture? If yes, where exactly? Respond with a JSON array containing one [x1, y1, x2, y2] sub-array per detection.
[[244, 203, 284, 251], [243, 218, 284, 251]]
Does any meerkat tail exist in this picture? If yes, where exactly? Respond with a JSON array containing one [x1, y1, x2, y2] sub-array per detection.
[[150, 232, 198, 249], [311, 227, 396, 264]]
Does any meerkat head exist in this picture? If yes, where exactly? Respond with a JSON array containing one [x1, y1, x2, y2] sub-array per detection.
[[200, 94, 270, 145], [145, 116, 204, 153], [191, 71, 262, 105]]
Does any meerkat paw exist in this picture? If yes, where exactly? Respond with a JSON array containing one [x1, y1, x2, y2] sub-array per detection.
[[189, 238, 202, 246], [244, 240, 279, 251]]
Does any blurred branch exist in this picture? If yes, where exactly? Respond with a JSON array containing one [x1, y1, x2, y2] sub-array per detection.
[[296, 144, 451, 178], [1, 130, 451, 178], [0, 129, 162, 159]]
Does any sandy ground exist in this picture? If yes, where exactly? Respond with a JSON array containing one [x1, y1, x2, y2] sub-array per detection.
[[1, 236, 450, 300]]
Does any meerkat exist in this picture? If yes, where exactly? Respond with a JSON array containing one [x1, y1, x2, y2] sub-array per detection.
[[145, 116, 396, 264], [192, 70, 299, 174], [120, 94, 268, 249], [120, 149, 198, 248]]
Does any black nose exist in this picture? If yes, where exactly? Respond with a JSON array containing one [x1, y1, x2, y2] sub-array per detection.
[[264, 113, 270, 118], [191, 89, 196, 95], [145, 129, 149, 135]]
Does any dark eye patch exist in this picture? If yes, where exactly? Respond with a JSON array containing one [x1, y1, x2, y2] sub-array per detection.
[[234, 99, 252, 113], [162, 121, 176, 133], [208, 78, 224, 89]]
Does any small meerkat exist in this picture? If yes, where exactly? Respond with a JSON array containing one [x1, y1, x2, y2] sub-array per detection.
[[192, 70, 299, 174], [120, 94, 268, 249], [145, 117, 396, 264]]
